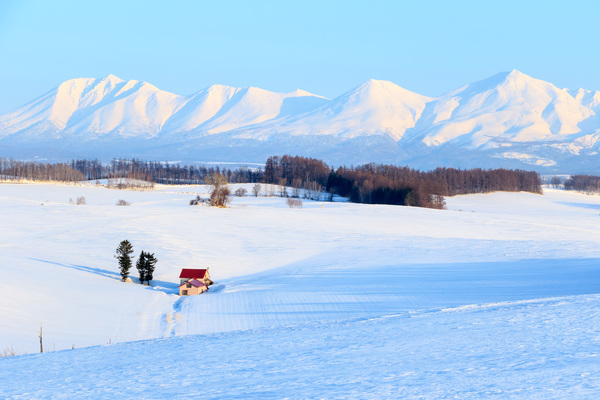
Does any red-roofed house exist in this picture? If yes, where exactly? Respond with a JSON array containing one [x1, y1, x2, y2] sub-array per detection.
[[178, 268, 213, 296], [179, 279, 207, 296]]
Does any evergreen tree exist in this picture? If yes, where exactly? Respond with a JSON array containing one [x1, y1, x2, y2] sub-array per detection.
[[136, 251, 147, 285], [145, 252, 158, 285], [115, 240, 134, 282]]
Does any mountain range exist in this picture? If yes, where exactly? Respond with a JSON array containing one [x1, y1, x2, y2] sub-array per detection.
[[1, 70, 600, 172]]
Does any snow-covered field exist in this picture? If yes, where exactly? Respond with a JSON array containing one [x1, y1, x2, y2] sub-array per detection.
[[1, 183, 600, 398]]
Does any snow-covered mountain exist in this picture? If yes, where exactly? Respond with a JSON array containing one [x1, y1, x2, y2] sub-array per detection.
[[0, 75, 327, 141], [233, 79, 431, 141], [409, 70, 593, 147], [0, 75, 186, 140], [1, 71, 600, 172]]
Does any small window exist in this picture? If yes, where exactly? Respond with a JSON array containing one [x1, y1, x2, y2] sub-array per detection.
[[182, 290, 188, 295], [186, 283, 192, 288]]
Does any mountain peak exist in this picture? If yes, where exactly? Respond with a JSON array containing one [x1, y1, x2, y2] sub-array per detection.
[[100, 74, 124, 84], [358, 79, 398, 90], [506, 69, 526, 78], [343, 79, 431, 106], [502, 69, 538, 85], [446, 69, 541, 99]]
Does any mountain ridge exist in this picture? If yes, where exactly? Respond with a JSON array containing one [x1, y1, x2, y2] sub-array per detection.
[[1, 71, 600, 173]]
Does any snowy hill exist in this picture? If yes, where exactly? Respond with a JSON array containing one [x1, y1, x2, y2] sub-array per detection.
[[2, 71, 600, 172], [1, 183, 600, 398]]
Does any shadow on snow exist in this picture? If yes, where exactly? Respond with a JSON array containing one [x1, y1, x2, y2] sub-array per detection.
[[29, 258, 179, 295]]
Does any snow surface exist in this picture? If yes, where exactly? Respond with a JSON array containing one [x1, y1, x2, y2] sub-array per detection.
[[1, 183, 600, 398]]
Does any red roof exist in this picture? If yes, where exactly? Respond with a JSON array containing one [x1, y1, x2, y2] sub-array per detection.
[[179, 268, 207, 279], [179, 279, 206, 288]]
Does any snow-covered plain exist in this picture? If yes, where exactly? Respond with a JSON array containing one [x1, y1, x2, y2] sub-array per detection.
[[1, 183, 600, 398]]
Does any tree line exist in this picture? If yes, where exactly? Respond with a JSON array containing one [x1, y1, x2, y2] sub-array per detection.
[[0, 158, 84, 182], [262, 156, 541, 209], [564, 175, 600, 193], [70, 158, 264, 185], [325, 165, 541, 208], [2, 154, 542, 209]]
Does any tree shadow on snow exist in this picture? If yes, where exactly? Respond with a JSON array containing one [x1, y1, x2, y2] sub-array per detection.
[[30, 258, 121, 280], [29, 258, 179, 295]]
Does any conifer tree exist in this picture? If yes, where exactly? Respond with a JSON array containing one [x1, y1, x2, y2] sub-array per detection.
[[115, 240, 134, 282], [145, 252, 158, 285], [136, 251, 147, 285]]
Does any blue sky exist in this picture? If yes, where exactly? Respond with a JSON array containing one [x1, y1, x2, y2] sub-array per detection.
[[1, 0, 599, 113]]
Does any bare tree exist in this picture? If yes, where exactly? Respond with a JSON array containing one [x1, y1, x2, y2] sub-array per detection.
[[252, 183, 261, 197], [234, 187, 247, 197], [1, 346, 18, 357], [550, 176, 562, 188], [286, 198, 303, 208], [209, 174, 231, 207], [291, 178, 302, 198], [277, 178, 288, 197]]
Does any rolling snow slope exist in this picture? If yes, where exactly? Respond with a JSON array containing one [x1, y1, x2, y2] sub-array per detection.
[[2, 294, 600, 399], [1, 183, 600, 355], [2, 184, 600, 398]]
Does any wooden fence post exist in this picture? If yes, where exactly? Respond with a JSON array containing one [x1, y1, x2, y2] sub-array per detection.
[[39, 323, 43, 353]]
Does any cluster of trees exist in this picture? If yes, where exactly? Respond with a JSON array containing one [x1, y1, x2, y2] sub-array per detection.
[[115, 240, 157, 285], [326, 165, 443, 208], [0, 158, 84, 182], [263, 155, 330, 193], [70, 158, 264, 185], [326, 165, 541, 208], [564, 175, 600, 193], [259, 156, 541, 209], [548, 176, 564, 188], [426, 167, 542, 196]]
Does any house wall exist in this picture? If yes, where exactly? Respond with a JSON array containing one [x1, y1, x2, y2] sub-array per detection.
[[179, 284, 207, 296]]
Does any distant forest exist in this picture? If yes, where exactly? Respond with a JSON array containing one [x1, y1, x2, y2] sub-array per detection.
[[262, 156, 541, 209], [563, 175, 600, 193], [0, 159, 85, 182], [0, 155, 542, 209]]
